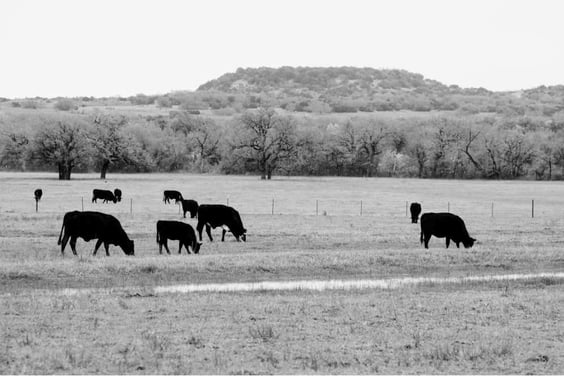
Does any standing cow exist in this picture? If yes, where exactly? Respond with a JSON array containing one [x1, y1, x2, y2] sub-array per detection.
[[57, 211, 134, 256], [92, 189, 117, 203], [114, 188, 122, 202], [156, 220, 202, 254], [180, 199, 199, 218], [410, 202, 422, 223], [163, 190, 183, 204], [196, 204, 247, 242], [420, 212, 475, 249]]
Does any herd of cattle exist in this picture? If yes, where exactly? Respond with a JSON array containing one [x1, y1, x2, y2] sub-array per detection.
[[36, 188, 475, 256]]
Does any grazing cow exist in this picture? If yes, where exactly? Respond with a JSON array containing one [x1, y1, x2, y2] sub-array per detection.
[[181, 199, 199, 218], [196, 204, 247, 242], [156, 220, 202, 254], [420, 212, 475, 249], [114, 188, 122, 202], [34, 189, 43, 202], [92, 189, 117, 203], [163, 190, 183, 204], [57, 211, 134, 256], [410, 202, 422, 223]]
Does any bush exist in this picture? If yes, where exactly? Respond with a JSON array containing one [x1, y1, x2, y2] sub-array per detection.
[[54, 99, 76, 111]]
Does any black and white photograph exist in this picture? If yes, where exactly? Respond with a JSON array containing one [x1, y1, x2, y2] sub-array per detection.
[[0, 0, 563, 373]]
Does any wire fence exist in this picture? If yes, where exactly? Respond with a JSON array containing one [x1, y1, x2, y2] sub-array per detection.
[[21, 196, 551, 220]]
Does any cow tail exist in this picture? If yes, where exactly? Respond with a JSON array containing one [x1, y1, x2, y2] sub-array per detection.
[[57, 221, 65, 245], [420, 229, 423, 244]]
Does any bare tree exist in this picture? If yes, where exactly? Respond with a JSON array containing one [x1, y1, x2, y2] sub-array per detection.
[[33, 120, 88, 180], [90, 114, 129, 179], [233, 108, 296, 179]]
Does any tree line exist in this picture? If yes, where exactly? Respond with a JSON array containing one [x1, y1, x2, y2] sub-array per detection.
[[2, 108, 564, 180]]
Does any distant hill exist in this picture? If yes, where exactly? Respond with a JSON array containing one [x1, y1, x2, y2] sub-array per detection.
[[196, 66, 564, 114]]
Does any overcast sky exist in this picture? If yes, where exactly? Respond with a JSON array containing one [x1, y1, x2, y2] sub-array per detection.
[[1, 0, 563, 98]]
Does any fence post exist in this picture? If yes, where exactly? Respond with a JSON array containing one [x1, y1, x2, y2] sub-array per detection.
[[491, 202, 494, 217], [316, 200, 318, 216], [447, 202, 450, 213], [271, 198, 274, 215], [130, 198, 133, 215], [360, 200, 363, 216], [532, 199, 534, 218], [81, 197, 84, 211]]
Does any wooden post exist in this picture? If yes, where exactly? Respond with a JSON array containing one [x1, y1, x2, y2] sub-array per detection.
[[360, 200, 363, 216], [532, 199, 534, 218], [130, 198, 133, 215], [491, 202, 494, 217], [271, 198, 274, 215]]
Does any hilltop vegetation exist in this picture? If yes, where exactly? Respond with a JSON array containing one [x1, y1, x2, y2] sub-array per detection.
[[1, 67, 564, 180]]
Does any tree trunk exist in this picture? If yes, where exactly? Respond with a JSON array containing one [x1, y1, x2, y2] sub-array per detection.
[[58, 163, 72, 180], [100, 160, 110, 179]]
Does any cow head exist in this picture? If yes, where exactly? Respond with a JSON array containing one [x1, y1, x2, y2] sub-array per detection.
[[123, 240, 135, 255], [462, 237, 476, 248], [193, 241, 202, 254], [240, 228, 247, 242]]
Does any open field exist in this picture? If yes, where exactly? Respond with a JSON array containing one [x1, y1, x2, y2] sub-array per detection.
[[0, 172, 563, 373]]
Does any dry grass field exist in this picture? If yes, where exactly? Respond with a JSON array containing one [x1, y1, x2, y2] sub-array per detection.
[[0, 172, 563, 374]]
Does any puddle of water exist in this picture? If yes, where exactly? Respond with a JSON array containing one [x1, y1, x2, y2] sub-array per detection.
[[153, 272, 564, 294], [39, 272, 563, 297]]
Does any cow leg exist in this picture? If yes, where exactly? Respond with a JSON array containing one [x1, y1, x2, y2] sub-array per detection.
[[205, 224, 213, 242], [69, 237, 78, 256], [455, 241, 460, 248], [93, 239, 103, 255], [446, 238, 450, 248], [60, 233, 70, 255], [104, 242, 110, 256], [163, 240, 171, 255], [178, 241, 183, 254], [196, 222, 204, 241], [221, 228, 226, 242], [158, 242, 164, 254], [424, 234, 431, 249]]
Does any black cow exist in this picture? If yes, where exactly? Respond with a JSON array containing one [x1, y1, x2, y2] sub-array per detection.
[[420, 212, 475, 249], [57, 211, 134, 256], [196, 204, 247, 242], [114, 188, 122, 202], [410, 202, 422, 223], [181, 199, 199, 218], [92, 189, 117, 203], [163, 190, 183, 204], [156, 220, 202, 254], [34, 189, 43, 202]]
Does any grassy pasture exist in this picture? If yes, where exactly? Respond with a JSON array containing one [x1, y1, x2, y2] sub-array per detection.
[[0, 172, 563, 373]]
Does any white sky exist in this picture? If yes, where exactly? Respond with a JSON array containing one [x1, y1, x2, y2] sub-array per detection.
[[0, 0, 563, 98]]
